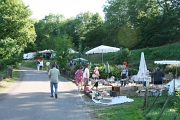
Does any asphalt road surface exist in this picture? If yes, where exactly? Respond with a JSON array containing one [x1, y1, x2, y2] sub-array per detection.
[[0, 66, 91, 120]]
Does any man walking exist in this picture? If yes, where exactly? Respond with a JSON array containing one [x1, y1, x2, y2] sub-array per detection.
[[46, 60, 50, 72], [36, 59, 40, 71], [83, 65, 91, 92], [48, 64, 60, 98]]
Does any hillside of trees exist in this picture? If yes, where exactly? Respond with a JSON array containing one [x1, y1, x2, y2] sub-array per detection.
[[0, 0, 180, 70]]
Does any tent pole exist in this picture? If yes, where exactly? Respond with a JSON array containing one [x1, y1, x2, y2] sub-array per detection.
[[174, 64, 177, 92], [102, 50, 103, 63]]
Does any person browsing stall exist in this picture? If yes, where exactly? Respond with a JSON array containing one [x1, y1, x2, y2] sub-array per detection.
[[83, 65, 91, 92], [120, 67, 128, 86], [91, 67, 100, 91], [151, 67, 164, 85]]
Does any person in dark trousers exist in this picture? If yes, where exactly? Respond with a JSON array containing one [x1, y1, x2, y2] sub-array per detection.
[[91, 67, 100, 91], [151, 67, 165, 85], [120, 67, 128, 86]]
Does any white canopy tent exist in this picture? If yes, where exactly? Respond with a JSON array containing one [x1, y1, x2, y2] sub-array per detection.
[[39, 49, 55, 54], [85, 45, 120, 63], [68, 48, 79, 54], [73, 58, 88, 62], [134, 52, 151, 83], [137, 52, 147, 79], [154, 60, 180, 93], [38, 50, 56, 59]]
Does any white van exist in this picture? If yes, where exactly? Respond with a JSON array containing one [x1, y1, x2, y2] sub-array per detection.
[[23, 54, 28, 60], [23, 52, 36, 60]]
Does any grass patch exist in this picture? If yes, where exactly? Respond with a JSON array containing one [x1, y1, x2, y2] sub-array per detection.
[[0, 70, 20, 93], [87, 95, 180, 120], [21, 60, 57, 69], [21, 60, 37, 69]]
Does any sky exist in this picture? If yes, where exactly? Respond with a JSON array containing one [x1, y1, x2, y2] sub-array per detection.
[[23, 0, 107, 20]]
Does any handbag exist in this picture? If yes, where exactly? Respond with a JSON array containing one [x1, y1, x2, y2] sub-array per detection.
[[92, 74, 98, 78]]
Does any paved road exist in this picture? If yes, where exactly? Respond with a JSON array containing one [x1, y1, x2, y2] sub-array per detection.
[[0, 66, 91, 120]]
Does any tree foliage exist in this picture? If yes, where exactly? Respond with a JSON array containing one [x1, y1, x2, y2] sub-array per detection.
[[103, 0, 180, 49], [54, 35, 73, 68], [0, 0, 36, 68]]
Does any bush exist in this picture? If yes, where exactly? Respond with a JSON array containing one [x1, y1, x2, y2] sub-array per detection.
[[114, 48, 131, 64], [128, 68, 138, 76], [164, 64, 180, 75]]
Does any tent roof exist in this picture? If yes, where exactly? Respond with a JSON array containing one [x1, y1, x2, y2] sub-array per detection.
[[73, 58, 88, 62], [39, 50, 55, 54], [85, 45, 120, 54], [68, 48, 79, 53], [154, 60, 180, 65]]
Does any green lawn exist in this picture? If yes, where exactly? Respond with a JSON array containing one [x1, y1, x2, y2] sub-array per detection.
[[86, 94, 180, 120]]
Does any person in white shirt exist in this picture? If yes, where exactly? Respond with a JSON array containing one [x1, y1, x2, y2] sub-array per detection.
[[46, 61, 50, 72], [83, 65, 91, 91], [40, 60, 43, 70], [120, 67, 128, 86]]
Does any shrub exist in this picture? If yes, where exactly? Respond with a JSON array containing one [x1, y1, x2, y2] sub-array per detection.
[[128, 68, 138, 76], [164, 64, 180, 75]]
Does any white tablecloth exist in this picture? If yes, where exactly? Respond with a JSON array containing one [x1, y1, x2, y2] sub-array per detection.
[[131, 75, 151, 82]]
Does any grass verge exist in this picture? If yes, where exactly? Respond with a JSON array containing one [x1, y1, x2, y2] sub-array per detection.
[[0, 70, 20, 93], [85, 94, 180, 120]]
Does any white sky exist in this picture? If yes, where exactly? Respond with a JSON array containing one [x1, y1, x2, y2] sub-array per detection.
[[23, 0, 106, 20]]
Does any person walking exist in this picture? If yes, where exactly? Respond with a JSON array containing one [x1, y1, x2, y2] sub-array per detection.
[[91, 67, 100, 91], [74, 66, 84, 92], [46, 61, 50, 72], [36, 59, 40, 71], [48, 64, 60, 98], [83, 65, 91, 92], [40, 60, 44, 70], [53, 62, 59, 70]]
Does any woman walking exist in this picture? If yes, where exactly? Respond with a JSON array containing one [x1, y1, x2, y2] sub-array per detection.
[[74, 66, 84, 92]]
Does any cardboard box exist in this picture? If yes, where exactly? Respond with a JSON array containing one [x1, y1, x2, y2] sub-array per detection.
[[138, 86, 144, 90], [137, 89, 150, 96], [131, 86, 137, 91], [101, 96, 112, 103], [120, 86, 129, 91]]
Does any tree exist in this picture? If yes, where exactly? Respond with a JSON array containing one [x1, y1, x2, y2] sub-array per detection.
[[35, 14, 66, 51], [83, 13, 104, 49], [103, 0, 180, 49], [54, 35, 73, 69], [0, 0, 36, 67]]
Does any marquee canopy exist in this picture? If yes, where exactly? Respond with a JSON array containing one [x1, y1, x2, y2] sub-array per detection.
[[154, 60, 180, 94]]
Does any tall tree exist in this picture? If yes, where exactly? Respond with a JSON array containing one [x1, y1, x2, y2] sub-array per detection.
[[54, 34, 73, 68], [74, 12, 104, 52], [35, 14, 66, 51], [103, 0, 180, 49], [0, 0, 36, 66]]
